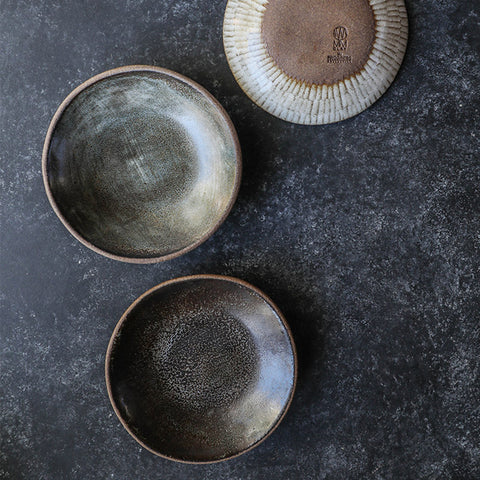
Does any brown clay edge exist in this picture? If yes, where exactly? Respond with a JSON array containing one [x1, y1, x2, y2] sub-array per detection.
[[104, 274, 298, 464], [42, 65, 242, 264]]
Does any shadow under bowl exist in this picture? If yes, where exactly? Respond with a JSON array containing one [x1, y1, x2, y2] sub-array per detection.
[[43, 66, 241, 263], [105, 275, 297, 463]]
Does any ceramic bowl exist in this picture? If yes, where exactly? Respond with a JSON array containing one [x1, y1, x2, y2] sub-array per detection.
[[105, 275, 297, 463], [43, 66, 241, 263], [224, 0, 408, 124]]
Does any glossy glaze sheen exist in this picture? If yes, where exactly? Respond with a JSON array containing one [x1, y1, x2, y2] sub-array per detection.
[[223, 0, 408, 124], [106, 276, 297, 463], [43, 66, 241, 262]]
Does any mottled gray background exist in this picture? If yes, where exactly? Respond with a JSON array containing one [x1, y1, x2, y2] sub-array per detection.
[[1, 0, 479, 479]]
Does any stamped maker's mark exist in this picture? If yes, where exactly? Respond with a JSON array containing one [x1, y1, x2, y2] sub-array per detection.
[[327, 26, 352, 64], [333, 26, 348, 50], [261, 0, 375, 84]]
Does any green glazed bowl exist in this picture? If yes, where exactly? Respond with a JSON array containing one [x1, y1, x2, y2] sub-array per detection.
[[43, 66, 241, 263]]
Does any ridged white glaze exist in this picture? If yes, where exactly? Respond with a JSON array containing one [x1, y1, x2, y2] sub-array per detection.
[[223, 0, 408, 125]]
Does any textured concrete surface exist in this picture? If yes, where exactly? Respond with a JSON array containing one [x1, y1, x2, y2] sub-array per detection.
[[0, 0, 479, 478]]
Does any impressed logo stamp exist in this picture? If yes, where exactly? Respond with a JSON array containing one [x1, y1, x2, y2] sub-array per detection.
[[328, 26, 352, 64], [333, 26, 348, 50]]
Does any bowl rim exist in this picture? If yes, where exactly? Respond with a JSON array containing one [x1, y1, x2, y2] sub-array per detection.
[[42, 65, 242, 263], [105, 274, 298, 464]]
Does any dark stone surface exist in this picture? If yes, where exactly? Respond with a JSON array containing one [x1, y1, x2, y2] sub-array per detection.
[[0, 0, 479, 478]]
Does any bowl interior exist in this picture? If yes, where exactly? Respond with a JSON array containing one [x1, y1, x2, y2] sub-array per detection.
[[106, 277, 296, 462], [45, 70, 239, 260]]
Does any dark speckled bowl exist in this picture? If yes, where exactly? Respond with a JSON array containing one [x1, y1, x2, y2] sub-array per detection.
[[42, 66, 241, 263], [105, 275, 297, 463]]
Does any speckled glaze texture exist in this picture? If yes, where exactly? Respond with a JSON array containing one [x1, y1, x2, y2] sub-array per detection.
[[106, 276, 296, 463], [43, 66, 241, 262], [223, 0, 408, 124]]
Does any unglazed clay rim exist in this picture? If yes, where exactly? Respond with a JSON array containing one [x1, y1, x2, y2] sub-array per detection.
[[223, 0, 409, 125], [42, 66, 242, 263], [105, 274, 298, 464]]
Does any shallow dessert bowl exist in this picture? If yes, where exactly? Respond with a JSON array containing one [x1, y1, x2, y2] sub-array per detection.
[[43, 66, 241, 263], [223, 0, 408, 124], [105, 275, 297, 463]]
